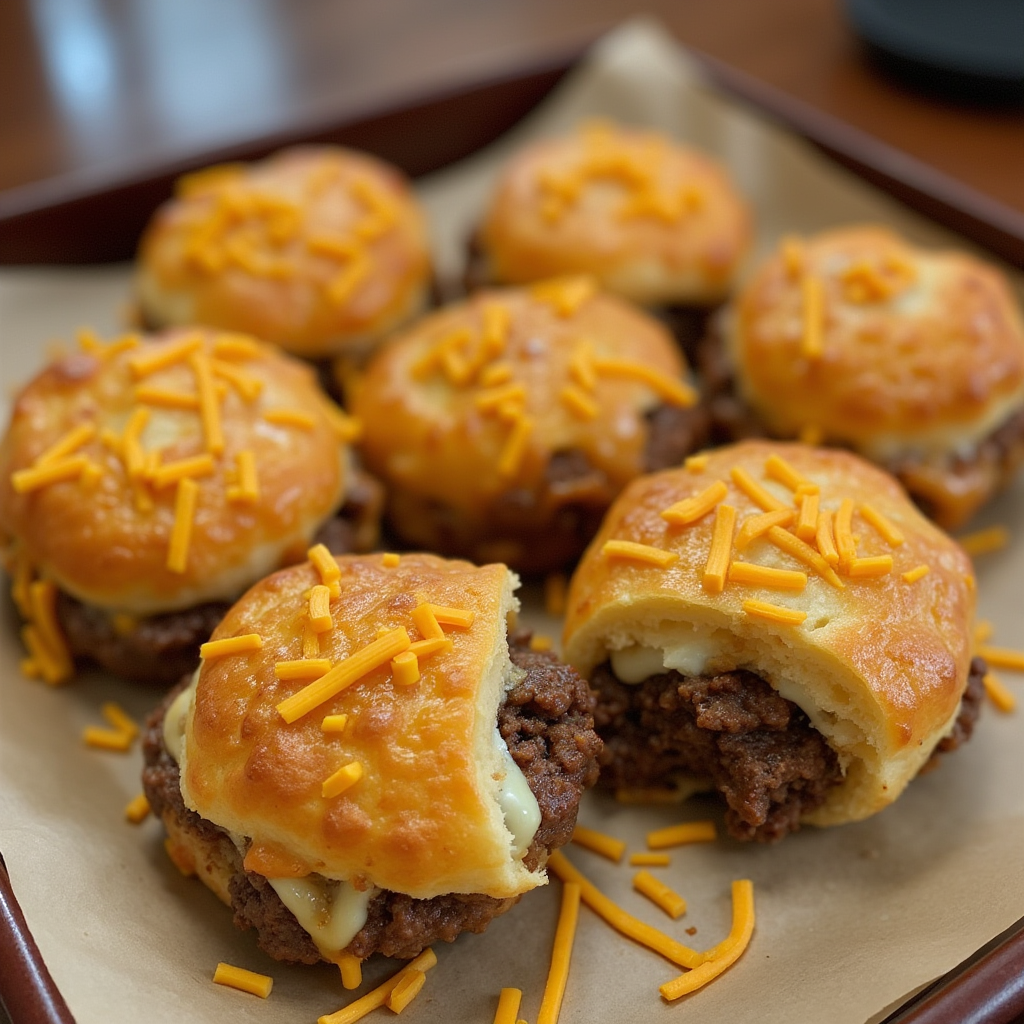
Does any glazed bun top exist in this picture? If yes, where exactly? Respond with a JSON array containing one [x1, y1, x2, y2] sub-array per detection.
[[478, 120, 752, 306], [352, 279, 696, 525], [176, 552, 543, 901], [136, 146, 432, 359], [562, 440, 976, 827], [729, 225, 1024, 461], [0, 328, 353, 615]]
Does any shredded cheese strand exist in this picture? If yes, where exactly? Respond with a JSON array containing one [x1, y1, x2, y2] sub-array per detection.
[[537, 882, 581, 1024], [11, 455, 91, 493], [742, 599, 808, 625], [593, 357, 697, 407], [847, 555, 893, 578], [308, 585, 334, 632], [763, 453, 809, 492], [983, 672, 1016, 713], [958, 525, 1011, 558], [322, 714, 349, 734], [729, 467, 787, 513], [834, 498, 857, 573], [571, 825, 626, 863], [767, 526, 844, 589], [647, 821, 717, 849], [200, 633, 264, 660], [733, 509, 795, 551], [728, 562, 807, 591], [815, 509, 839, 566], [630, 853, 671, 867], [493, 988, 523, 1024], [603, 540, 679, 569], [129, 334, 203, 377], [166, 478, 198, 573], [35, 423, 96, 466], [545, 851, 701, 969], [660, 481, 728, 527], [860, 503, 905, 547], [277, 628, 411, 723], [801, 276, 824, 360], [659, 880, 755, 1000], [124, 793, 151, 823], [322, 761, 363, 799], [795, 490, 819, 542], [318, 947, 437, 1024], [977, 646, 1024, 673], [902, 564, 930, 583], [634, 871, 687, 919], [385, 969, 427, 1014], [212, 963, 274, 999], [336, 953, 362, 991], [702, 504, 736, 594], [274, 659, 333, 681]]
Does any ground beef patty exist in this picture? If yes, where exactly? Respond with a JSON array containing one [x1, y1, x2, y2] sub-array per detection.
[[57, 470, 384, 686], [141, 632, 601, 963], [591, 657, 985, 843]]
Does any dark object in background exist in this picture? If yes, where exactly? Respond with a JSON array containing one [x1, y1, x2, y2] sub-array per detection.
[[845, 0, 1024, 106]]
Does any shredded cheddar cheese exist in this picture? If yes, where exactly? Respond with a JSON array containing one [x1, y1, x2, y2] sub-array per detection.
[[537, 882, 581, 1024], [763, 453, 809, 492], [82, 726, 133, 752], [634, 871, 687, 919], [560, 384, 600, 420], [847, 555, 893, 578], [647, 821, 717, 849], [531, 275, 596, 317], [733, 509, 795, 551], [544, 573, 568, 617], [569, 340, 597, 391], [308, 544, 342, 597], [859, 503, 905, 547], [408, 636, 454, 658], [308, 585, 334, 632], [902, 564, 930, 583], [728, 562, 807, 591], [200, 633, 264, 659], [275, 659, 333, 681], [411, 603, 444, 641], [264, 408, 317, 430], [659, 880, 755, 1000], [166, 478, 199, 573], [211, 359, 264, 401], [593, 357, 697, 407], [571, 825, 626, 862], [974, 620, 995, 645], [322, 761, 363, 799], [322, 714, 350, 734], [833, 498, 857, 573], [729, 466, 787, 513], [795, 491, 819, 542], [27, 580, 73, 681], [124, 793, 151, 823], [428, 605, 475, 629], [318, 947, 437, 1024], [150, 453, 215, 489], [480, 362, 514, 388], [630, 853, 671, 867], [742, 599, 808, 625], [36, 423, 97, 466], [815, 510, 839, 567], [11, 455, 92, 493], [767, 526, 844, 589], [800, 275, 824, 360], [685, 453, 710, 473], [702, 504, 736, 594], [660, 481, 728, 527], [983, 673, 1016, 713], [382, 552, 400, 568], [603, 540, 680, 569], [212, 963, 274, 999], [977, 646, 1024, 673], [391, 650, 420, 686], [101, 702, 139, 739], [129, 334, 203, 378], [493, 988, 523, 1024], [497, 415, 534, 479], [546, 851, 701, 969], [386, 968, 427, 1014], [226, 449, 260, 504], [336, 952, 362, 990], [957, 525, 1011, 558], [303, 623, 321, 660], [277, 628, 412, 723]]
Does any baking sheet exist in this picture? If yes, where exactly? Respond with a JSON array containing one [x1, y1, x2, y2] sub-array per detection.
[[2, 18, 1023, 1024]]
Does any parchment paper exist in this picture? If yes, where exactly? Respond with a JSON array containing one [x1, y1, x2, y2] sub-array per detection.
[[1, 19, 1022, 1024]]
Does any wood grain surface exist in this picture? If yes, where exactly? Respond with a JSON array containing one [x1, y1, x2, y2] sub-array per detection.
[[0, 0, 1021, 214]]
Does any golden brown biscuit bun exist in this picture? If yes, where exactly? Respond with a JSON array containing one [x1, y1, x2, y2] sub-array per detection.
[[730, 226, 1024, 463], [0, 328, 352, 615], [176, 552, 542, 901], [350, 281, 699, 572], [563, 440, 976, 828], [478, 121, 752, 306], [136, 146, 432, 359]]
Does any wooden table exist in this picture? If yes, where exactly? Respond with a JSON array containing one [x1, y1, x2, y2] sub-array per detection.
[[0, 0, 1022, 263]]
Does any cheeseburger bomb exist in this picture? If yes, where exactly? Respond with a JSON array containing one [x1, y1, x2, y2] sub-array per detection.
[[143, 552, 602, 963], [563, 441, 984, 842], [0, 328, 380, 684]]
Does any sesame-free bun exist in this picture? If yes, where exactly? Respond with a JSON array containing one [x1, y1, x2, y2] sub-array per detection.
[[350, 280, 702, 572], [729, 226, 1024, 486], [0, 329, 351, 616], [563, 440, 977, 828], [178, 553, 542, 901], [477, 121, 752, 306], [136, 146, 432, 359]]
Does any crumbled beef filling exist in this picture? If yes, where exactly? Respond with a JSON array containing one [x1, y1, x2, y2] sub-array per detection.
[[141, 632, 601, 962], [592, 656, 986, 842]]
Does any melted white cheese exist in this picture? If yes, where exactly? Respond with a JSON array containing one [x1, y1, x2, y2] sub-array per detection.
[[610, 639, 724, 684], [267, 877, 375, 956], [495, 737, 541, 858], [163, 669, 199, 763]]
